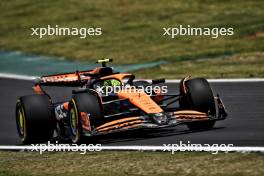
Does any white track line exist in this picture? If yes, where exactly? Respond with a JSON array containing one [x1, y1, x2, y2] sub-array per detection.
[[167, 78, 264, 83], [0, 73, 36, 80], [0, 145, 263, 153], [139, 78, 264, 83], [1, 73, 264, 82]]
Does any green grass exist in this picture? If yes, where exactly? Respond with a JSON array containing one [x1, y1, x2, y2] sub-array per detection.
[[0, 151, 263, 176], [0, 0, 264, 77], [134, 52, 264, 78]]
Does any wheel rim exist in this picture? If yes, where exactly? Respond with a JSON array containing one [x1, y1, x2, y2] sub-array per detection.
[[69, 99, 81, 143], [70, 108, 78, 136], [16, 106, 26, 140], [70, 108, 77, 136]]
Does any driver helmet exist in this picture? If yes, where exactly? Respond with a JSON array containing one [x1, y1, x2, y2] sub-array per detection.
[[103, 79, 122, 87]]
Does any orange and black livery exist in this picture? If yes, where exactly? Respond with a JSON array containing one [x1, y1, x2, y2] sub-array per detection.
[[15, 59, 227, 144]]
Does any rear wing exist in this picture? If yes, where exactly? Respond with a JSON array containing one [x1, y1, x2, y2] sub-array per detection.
[[32, 70, 94, 96], [37, 67, 114, 85], [35, 70, 93, 87], [32, 59, 115, 94], [34, 59, 114, 87]]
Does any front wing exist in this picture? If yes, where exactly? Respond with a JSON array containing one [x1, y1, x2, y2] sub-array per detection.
[[81, 96, 227, 136]]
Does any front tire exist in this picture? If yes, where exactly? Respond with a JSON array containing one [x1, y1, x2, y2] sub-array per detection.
[[68, 92, 103, 143], [179, 78, 216, 130], [15, 95, 55, 144]]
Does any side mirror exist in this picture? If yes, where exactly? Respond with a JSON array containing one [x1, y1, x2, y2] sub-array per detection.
[[152, 78, 165, 84]]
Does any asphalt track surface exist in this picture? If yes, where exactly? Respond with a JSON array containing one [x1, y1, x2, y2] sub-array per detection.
[[0, 78, 263, 146]]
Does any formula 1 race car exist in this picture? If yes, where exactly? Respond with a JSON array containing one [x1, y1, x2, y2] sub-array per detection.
[[15, 59, 227, 144]]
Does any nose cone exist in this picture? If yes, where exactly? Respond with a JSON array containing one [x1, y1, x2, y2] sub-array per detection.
[[118, 90, 163, 114]]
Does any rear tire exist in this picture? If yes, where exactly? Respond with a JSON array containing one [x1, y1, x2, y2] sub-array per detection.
[[15, 95, 55, 144], [179, 78, 216, 130], [68, 92, 103, 143]]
